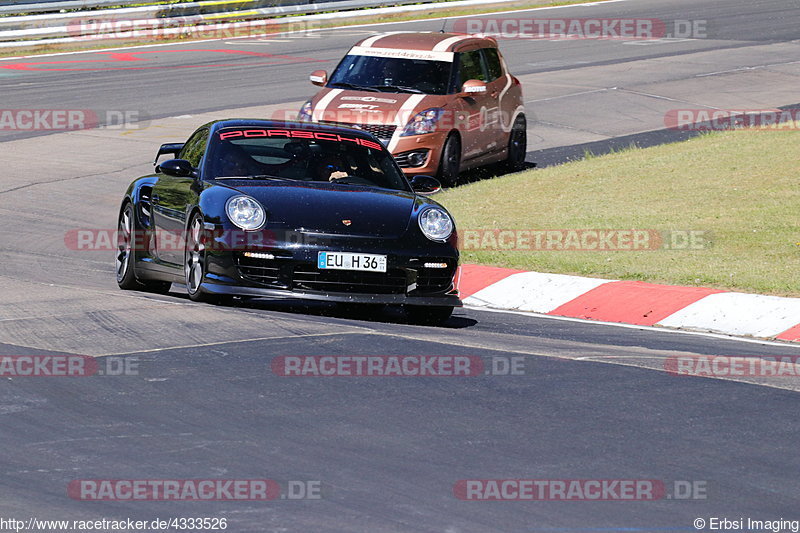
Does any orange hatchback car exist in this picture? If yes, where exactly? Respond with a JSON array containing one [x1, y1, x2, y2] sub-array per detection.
[[298, 32, 526, 186]]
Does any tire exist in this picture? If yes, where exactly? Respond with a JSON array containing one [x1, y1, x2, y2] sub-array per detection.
[[116, 203, 171, 293], [184, 213, 229, 304], [184, 213, 205, 301], [405, 305, 454, 326], [436, 134, 461, 187], [503, 114, 527, 173]]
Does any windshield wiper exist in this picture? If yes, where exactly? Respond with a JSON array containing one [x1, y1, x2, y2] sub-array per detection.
[[368, 84, 424, 94], [214, 175, 287, 181], [330, 82, 380, 92]]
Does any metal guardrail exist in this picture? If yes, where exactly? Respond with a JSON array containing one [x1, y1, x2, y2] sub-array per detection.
[[0, 0, 506, 46], [0, 0, 401, 44], [1, 0, 173, 15], [0, 0, 333, 16]]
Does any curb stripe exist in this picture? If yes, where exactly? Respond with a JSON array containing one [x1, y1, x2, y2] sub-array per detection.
[[464, 271, 611, 313], [458, 264, 524, 298], [777, 324, 800, 342], [458, 264, 800, 342], [549, 281, 723, 326], [658, 292, 800, 338]]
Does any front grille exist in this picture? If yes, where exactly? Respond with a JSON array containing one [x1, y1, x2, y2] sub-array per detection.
[[415, 261, 456, 293], [236, 254, 283, 285], [394, 152, 411, 168], [320, 121, 396, 142], [293, 265, 407, 294], [237, 254, 455, 295]]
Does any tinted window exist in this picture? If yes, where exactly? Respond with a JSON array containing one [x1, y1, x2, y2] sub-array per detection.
[[329, 55, 452, 95], [180, 129, 208, 168], [483, 48, 503, 81], [457, 50, 487, 86], [205, 128, 409, 191]]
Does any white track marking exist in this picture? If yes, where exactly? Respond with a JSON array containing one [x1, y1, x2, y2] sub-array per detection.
[[468, 305, 800, 348]]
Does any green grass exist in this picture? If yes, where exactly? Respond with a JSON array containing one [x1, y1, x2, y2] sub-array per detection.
[[437, 126, 800, 296]]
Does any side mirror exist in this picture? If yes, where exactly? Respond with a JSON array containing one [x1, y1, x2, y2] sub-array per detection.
[[459, 79, 487, 97], [157, 159, 195, 178], [409, 175, 442, 194], [154, 142, 184, 164], [309, 70, 328, 87]]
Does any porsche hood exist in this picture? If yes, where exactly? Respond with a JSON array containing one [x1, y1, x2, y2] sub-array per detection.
[[227, 181, 419, 239]]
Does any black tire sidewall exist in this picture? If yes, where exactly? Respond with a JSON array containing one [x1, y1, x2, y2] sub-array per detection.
[[506, 115, 527, 171], [437, 134, 461, 187]]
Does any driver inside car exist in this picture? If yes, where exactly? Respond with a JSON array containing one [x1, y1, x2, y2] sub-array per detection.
[[313, 153, 349, 182]]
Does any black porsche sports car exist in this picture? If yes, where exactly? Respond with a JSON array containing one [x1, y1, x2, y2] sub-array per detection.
[[116, 119, 461, 324]]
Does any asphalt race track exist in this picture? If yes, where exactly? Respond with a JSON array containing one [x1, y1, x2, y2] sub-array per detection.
[[1, 0, 800, 531], [2, 0, 800, 151]]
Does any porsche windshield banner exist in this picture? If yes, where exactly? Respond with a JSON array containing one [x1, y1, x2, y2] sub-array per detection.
[[218, 128, 384, 150]]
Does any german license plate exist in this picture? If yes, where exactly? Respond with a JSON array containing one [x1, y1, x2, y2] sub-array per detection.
[[318, 251, 387, 272]]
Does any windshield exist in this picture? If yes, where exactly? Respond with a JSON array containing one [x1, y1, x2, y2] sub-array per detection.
[[205, 128, 409, 191], [328, 55, 453, 95]]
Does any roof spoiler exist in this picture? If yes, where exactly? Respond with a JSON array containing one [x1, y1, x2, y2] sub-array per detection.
[[154, 143, 184, 165]]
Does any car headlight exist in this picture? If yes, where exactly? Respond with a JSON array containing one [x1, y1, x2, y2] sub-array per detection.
[[226, 195, 266, 230], [418, 207, 453, 242], [298, 100, 313, 122], [401, 108, 444, 136]]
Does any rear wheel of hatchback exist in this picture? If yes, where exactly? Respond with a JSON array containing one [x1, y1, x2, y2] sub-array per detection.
[[503, 114, 527, 173]]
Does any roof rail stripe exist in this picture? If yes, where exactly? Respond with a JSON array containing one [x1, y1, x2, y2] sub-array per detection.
[[432, 34, 471, 52]]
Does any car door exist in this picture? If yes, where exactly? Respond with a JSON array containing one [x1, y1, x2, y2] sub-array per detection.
[[453, 48, 494, 163], [480, 47, 508, 157], [152, 127, 208, 267]]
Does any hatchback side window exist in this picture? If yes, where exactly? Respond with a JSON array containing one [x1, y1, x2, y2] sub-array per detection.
[[457, 50, 487, 86], [483, 48, 503, 81], [180, 129, 209, 169]]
